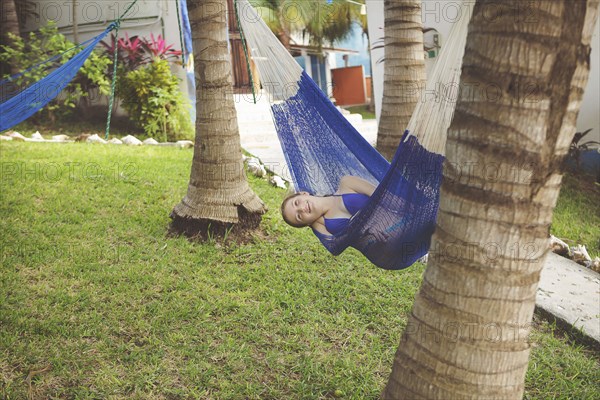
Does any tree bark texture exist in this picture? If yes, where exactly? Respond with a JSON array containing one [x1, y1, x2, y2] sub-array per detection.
[[1, 0, 21, 75], [383, 0, 598, 399], [172, 0, 265, 228], [376, 0, 427, 160], [1, 0, 20, 42]]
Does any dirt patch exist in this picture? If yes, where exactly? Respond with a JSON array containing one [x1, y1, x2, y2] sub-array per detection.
[[168, 207, 265, 245], [564, 171, 600, 197]]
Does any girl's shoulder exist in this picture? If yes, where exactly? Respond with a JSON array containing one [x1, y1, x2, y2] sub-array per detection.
[[311, 218, 330, 236], [337, 176, 376, 196]]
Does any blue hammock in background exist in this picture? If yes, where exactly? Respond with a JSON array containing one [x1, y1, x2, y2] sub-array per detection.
[[236, 0, 472, 270], [0, 26, 113, 132]]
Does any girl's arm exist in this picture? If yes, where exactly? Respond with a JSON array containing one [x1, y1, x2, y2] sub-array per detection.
[[337, 176, 376, 196]]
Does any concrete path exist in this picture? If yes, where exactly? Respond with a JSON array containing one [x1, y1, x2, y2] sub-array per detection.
[[235, 93, 600, 346], [537, 253, 600, 343]]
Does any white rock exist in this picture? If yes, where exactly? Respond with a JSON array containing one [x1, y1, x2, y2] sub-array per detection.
[[550, 235, 571, 257], [0, 135, 13, 141], [338, 106, 351, 115], [249, 164, 266, 177], [175, 140, 194, 148], [86, 134, 108, 144], [143, 138, 159, 145], [109, 138, 123, 144], [571, 244, 592, 265], [246, 157, 267, 177], [52, 134, 70, 141], [7, 131, 26, 141], [417, 254, 429, 264], [588, 258, 600, 273], [122, 135, 143, 145], [31, 131, 44, 140], [270, 175, 287, 189]]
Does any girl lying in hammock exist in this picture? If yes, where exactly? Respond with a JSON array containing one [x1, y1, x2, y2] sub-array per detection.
[[281, 176, 376, 236]]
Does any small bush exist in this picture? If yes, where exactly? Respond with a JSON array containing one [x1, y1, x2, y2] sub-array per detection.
[[118, 58, 193, 142]]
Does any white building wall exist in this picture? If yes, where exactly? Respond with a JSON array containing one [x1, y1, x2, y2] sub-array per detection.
[[326, 51, 337, 97], [366, 0, 385, 121], [577, 19, 600, 140]]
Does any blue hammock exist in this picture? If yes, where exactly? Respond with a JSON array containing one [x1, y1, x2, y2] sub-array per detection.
[[235, 0, 469, 270], [0, 26, 113, 132], [272, 72, 443, 269]]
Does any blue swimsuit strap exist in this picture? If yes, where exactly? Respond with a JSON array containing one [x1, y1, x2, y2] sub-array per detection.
[[322, 193, 371, 235]]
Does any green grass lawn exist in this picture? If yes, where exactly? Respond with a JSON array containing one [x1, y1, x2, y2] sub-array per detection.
[[551, 172, 600, 259], [1, 142, 598, 399], [343, 106, 376, 120]]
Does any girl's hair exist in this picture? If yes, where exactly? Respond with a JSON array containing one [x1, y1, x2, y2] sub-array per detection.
[[280, 192, 308, 228]]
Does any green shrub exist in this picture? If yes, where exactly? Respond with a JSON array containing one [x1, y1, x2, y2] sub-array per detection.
[[100, 33, 192, 141], [0, 22, 111, 123], [117, 58, 193, 142]]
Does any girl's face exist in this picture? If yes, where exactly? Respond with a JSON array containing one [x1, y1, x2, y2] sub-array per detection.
[[282, 192, 319, 227]]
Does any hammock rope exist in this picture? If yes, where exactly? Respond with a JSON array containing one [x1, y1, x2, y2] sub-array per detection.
[[104, 21, 120, 140], [234, 0, 473, 269], [234, 0, 257, 104], [102, 0, 139, 139], [175, 0, 186, 65]]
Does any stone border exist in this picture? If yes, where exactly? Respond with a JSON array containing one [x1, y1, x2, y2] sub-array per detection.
[[1, 131, 194, 148]]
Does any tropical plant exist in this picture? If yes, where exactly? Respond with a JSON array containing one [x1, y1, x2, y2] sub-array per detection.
[[568, 128, 599, 172], [308, 0, 362, 48], [0, 22, 112, 123], [171, 0, 266, 238], [117, 58, 192, 141], [101, 32, 183, 70], [383, 0, 598, 398], [100, 32, 189, 140], [250, 0, 364, 51], [101, 33, 147, 70], [143, 33, 183, 62]]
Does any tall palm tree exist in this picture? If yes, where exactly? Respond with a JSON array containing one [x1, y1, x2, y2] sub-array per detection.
[[251, 0, 312, 50], [1, 0, 21, 75], [251, 0, 362, 51], [72, 0, 79, 43], [376, 0, 426, 160], [383, 0, 598, 398], [171, 0, 266, 237]]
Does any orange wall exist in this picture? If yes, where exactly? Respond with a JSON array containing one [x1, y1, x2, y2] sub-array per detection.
[[331, 66, 367, 106], [365, 76, 372, 101]]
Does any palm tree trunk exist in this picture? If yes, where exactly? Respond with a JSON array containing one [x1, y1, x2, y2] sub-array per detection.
[[376, 0, 426, 160], [1, 0, 20, 41], [171, 0, 266, 237], [72, 0, 79, 43], [1, 0, 21, 75], [383, 0, 598, 398]]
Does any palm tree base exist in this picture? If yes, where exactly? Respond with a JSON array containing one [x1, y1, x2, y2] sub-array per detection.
[[169, 207, 262, 243]]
